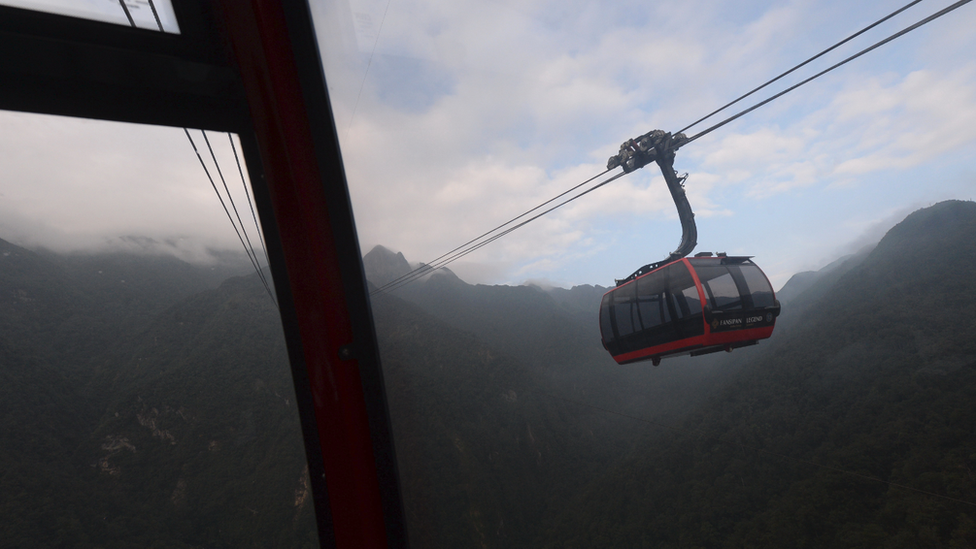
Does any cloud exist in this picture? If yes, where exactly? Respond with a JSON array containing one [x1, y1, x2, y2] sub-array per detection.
[[832, 68, 976, 174], [836, 202, 921, 256], [331, 0, 751, 272], [3, 0, 976, 289], [0, 112, 264, 260], [680, 61, 976, 199], [0, 0, 179, 31], [320, 0, 976, 288]]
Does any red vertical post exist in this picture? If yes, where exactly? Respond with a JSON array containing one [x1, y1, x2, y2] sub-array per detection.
[[214, 1, 389, 547]]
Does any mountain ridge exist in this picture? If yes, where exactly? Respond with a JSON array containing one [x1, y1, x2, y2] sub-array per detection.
[[3, 200, 974, 548]]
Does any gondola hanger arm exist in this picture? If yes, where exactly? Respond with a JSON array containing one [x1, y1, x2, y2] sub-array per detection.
[[609, 130, 698, 285]]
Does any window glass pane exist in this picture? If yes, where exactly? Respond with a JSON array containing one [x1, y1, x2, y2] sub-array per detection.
[[631, 296, 643, 331], [613, 282, 636, 336], [739, 264, 776, 308], [599, 293, 614, 342], [681, 286, 703, 316], [665, 262, 702, 339], [669, 262, 702, 319], [706, 273, 741, 310], [0, 0, 180, 33], [301, 0, 976, 546], [636, 270, 670, 329], [0, 111, 315, 547], [695, 265, 743, 311]]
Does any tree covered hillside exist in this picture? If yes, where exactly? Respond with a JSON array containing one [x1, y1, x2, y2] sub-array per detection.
[[0, 245, 315, 548], [364, 246, 767, 547], [539, 200, 976, 548], [373, 293, 603, 548], [366, 246, 747, 435], [3, 200, 975, 549], [82, 273, 315, 548]]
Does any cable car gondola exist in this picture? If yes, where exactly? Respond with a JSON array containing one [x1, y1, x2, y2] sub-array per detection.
[[600, 131, 780, 365], [600, 253, 780, 365]]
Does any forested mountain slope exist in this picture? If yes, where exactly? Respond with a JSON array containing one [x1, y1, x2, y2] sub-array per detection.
[[372, 292, 605, 547], [539, 200, 976, 548], [1, 238, 100, 367], [365, 246, 747, 432], [5, 200, 974, 548], [0, 238, 248, 376], [80, 273, 315, 548], [371, 286, 738, 548], [364, 246, 762, 547], [0, 245, 312, 548]]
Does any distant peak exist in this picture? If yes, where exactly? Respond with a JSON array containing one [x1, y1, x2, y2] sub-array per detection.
[[362, 245, 412, 288], [876, 200, 976, 254], [366, 244, 396, 256]]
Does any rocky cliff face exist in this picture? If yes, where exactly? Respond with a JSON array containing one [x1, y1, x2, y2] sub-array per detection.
[[362, 244, 412, 288]]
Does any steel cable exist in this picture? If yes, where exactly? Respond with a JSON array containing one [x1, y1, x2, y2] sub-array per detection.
[[199, 131, 275, 301], [184, 129, 278, 305], [228, 133, 275, 299], [375, 170, 624, 294], [685, 0, 973, 145], [375, 0, 972, 295], [677, 0, 927, 134], [122, 1, 278, 307], [372, 168, 611, 294]]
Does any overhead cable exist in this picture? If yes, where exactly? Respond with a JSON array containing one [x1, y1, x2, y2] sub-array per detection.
[[199, 131, 277, 304], [373, 168, 611, 294], [146, 0, 163, 31], [684, 0, 973, 146], [184, 129, 278, 306], [374, 170, 624, 294], [677, 0, 926, 134], [228, 133, 274, 279], [117, 0, 135, 27], [122, 1, 278, 308], [377, 0, 972, 295]]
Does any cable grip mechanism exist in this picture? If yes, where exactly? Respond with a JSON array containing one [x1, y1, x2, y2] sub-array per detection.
[[608, 130, 698, 286]]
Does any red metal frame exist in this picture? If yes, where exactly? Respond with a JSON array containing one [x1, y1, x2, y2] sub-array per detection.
[[216, 2, 389, 547]]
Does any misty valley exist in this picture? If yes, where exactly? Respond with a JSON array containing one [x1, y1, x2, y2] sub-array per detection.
[[2, 200, 976, 548]]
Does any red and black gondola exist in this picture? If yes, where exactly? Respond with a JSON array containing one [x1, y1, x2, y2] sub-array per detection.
[[600, 130, 781, 365], [600, 253, 780, 365]]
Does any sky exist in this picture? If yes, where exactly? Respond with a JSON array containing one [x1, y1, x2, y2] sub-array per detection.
[[1, 0, 974, 290], [0, 0, 180, 31]]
